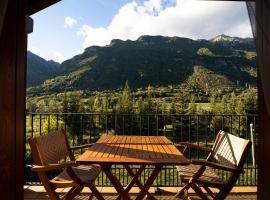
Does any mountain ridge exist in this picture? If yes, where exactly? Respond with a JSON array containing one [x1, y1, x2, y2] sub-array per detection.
[[27, 51, 60, 86], [27, 35, 256, 96]]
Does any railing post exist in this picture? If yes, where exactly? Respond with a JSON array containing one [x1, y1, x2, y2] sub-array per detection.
[[24, 113, 258, 186], [31, 113, 34, 137], [106, 113, 108, 134], [250, 123, 255, 168]]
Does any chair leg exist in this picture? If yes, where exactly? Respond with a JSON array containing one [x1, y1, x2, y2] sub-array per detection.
[[88, 193, 94, 200], [88, 182, 105, 200], [202, 185, 215, 198], [38, 173, 61, 200], [63, 186, 77, 199], [65, 185, 84, 200], [190, 182, 210, 200], [44, 188, 61, 200], [175, 183, 191, 198]]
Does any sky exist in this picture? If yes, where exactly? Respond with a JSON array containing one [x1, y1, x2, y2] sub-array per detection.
[[28, 0, 253, 63]]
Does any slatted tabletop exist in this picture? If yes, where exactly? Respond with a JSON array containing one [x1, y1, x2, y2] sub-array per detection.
[[76, 135, 189, 165]]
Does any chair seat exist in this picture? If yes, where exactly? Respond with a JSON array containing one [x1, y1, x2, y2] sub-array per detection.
[[51, 164, 101, 186], [177, 164, 225, 187]]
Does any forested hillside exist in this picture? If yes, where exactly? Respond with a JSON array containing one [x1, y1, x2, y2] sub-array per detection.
[[27, 51, 60, 86], [27, 35, 256, 96]]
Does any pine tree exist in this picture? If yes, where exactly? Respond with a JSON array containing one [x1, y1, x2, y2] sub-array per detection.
[[209, 90, 218, 114], [62, 91, 69, 113], [116, 81, 134, 114], [169, 99, 177, 114], [141, 85, 157, 114], [136, 97, 144, 114], [175, 89, 188, 114], [161, 98, 167, 115], [188, 94, 197, 114], [220, 94, 229, 114], [102, 96, 109, 113], [229, 92, 237, 114], [60, 91, 83, 144], [48, 95, 59, 113], [93, 94, 103, 113]]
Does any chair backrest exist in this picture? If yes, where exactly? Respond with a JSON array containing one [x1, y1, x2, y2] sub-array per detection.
[[29, 130, 73, 165], [209, 131, 252, 199], [209, 130, 252, 168]]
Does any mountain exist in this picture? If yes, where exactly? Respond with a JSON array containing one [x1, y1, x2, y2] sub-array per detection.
[[27, 35, 256, 96], [27, 51, 60, 86], [210, 34, 255, 51]]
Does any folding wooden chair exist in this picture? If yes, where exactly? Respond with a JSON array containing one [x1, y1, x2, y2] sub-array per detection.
[[176, 130, 252, 200], [28, 129, 104, 200]]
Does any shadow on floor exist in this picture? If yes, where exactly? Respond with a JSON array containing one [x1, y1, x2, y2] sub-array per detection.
[[24, 188, 257, 200]]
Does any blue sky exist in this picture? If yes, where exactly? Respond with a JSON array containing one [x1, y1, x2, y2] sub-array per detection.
[[28, 0, 252, 63]]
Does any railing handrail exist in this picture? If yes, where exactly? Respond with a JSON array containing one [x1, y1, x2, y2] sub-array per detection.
[[27, 112, 258, 117], [25, 112, 258, 186]]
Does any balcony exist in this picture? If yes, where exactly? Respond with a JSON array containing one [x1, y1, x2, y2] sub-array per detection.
[[24, 185, 257, 199], [25, 113, 258, 199]]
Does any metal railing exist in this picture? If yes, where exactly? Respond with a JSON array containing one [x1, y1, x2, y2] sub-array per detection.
[[25, 113, 258, 186]]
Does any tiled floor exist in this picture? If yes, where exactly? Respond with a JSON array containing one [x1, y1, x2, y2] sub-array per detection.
[[24, 186, 257, 200]]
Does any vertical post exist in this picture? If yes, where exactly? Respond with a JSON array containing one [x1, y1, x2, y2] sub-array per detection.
[[0, 0, 8, 38], [257, 0, 270, 198], [31, 114, 34, 137], [0, 0, 27, 198], [106, 113, 108, 134], [250, 123, 255, 168]]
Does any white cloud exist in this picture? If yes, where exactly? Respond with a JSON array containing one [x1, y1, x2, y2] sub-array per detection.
[[28, 47, 50, 60], [64, 16, 77, 28], [77, 49, 84, 54], [28, 47, 66, 63], [52, 51, 66, 63], [77, 0, 252, 49]]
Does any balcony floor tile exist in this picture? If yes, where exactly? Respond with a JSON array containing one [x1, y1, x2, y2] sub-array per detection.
[[24, 186, 257, 200]]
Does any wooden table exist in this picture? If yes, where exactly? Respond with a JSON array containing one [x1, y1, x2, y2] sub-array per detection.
[[76, 135, 189, 200]]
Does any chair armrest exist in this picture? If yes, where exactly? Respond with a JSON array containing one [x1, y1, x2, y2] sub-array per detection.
[[70, 143, 95, 150], [191, 160, 245, 174], [177, 142, 212, 154], [32, 161, 77, 172]]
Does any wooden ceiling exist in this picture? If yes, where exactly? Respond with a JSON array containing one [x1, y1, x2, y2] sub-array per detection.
[[27, 0, 61, 15], [27, 0, 255, 16]]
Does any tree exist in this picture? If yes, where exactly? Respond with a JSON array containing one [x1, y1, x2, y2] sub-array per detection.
[[139, 85, 159, 114], [229, 92, 237, 114], [219, 94, 229, 114], [36, 99, 49, 113], [209, 89, 218, 114], [161, 98, 167, 115], [242, 91, 257, 115], [136, 97, 144, 114], [169, 99, 177, 114], [188, 94, 197, 114], [61, 91, 84, 144], [62, 91, 69, 113], [93, 93, 103, 113], [175, 89, 188, 114], [114, 81, 135, 134], [26, 101, 37, 113], [116, 81, 134, 114], [197, 47, 214, 56], [48, 95, 60, 113]]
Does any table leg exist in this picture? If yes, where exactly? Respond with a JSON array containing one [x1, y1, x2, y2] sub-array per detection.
[[101, 164, 132, 200], [135, 165, 163, 200], [124, 165, 157, 200], [124, 165, 145, 192]]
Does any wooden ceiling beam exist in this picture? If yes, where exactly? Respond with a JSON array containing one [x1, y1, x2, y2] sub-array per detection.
[[0, 0, 9, 38], [27, 0, 61, 15], [203, 0, 255, 1], [26, 0, 255, 16]]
